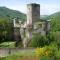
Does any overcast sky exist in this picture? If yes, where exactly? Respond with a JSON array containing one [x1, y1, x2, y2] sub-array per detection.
[[0, 0, 60, 15]]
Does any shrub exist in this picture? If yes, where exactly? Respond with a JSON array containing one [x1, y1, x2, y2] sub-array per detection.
[[35, 47, 54, 60], [55, 50, 60, 59], [35, 47, 45, 56], [47, 32, 56, 43], [29, 33, 49, 47], [48, 31, 60, 49], [35, 47, 53, 57], [35, 43, 60, 60]]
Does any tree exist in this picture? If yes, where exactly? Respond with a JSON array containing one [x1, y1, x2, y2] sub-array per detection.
[[0, 18, 14, 43]]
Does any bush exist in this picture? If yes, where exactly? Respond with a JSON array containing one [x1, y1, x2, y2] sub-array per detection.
[[35, 43, 60, 60], [48, 31, 60, 48], [35, 47, 54, 60], [0, 42, 15, 48], [55, 50, 60, 59], [29, 33, 49, 47], [35, 47, 53, 57]]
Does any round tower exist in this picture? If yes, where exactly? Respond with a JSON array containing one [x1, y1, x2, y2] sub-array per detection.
[[27, 3, 40, 26]]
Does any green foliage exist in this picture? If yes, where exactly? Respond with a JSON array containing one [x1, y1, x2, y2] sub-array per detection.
[[47, 32, 56, 42], [35, 43, 60, 60], [0, 42, 15, 48], [0, 18, 13, 43], [0, 7, 26, 21], [48, 31, 60, 46], [55, 50, 60, 59], [46, 12, 60, 31], [0, 7, 26, 43], [29, 33, 49, 47], [42, 12, 60, 31], [51, 19, 60, 31], [47, 43, 60, 60]]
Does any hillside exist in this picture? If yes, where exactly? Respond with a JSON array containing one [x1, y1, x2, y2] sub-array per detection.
[[47, 12, 60, 31], [0, 6, 60, 31], [0, 7, 60, 21], [45, 12, 60, 20], [0, 7, 26, 21], [40, 12, 60, 31], [0, 7, 48, 21]]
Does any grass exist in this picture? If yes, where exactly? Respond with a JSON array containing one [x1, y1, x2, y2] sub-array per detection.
[[0, 49, 38, 60], [0, 56, 39, 60], [0, 42, 15, 48]]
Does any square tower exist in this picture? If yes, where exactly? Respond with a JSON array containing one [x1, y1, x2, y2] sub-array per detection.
[[27, 3, 40, 26]]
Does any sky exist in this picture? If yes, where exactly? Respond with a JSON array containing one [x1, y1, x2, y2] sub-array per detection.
[[0, 0, 60, 15]]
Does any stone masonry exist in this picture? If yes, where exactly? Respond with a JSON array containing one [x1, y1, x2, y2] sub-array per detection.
[[13, 3, 50, 48]]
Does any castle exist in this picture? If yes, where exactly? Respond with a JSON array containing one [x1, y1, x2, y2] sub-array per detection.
[[13, 3, 50, 48]]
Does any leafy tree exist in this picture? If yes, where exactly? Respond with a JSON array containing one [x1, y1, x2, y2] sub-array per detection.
[[0, 18, 14, 43]]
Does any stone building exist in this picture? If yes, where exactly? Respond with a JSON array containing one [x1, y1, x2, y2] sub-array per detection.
[[13, 18, 22, 47], [27, 3, 40, 26], [13, 3, 50, 48]]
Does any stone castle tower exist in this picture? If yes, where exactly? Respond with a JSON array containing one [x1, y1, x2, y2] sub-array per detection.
[[27, 3, 40, 27], [13, 3, 50, 48]]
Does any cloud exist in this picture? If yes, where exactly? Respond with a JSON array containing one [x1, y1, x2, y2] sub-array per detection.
[[0, 0, 60, 15], [40, 4, 60, 15], [5, 3, 60, 15], [6, 4, 27, 14]]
